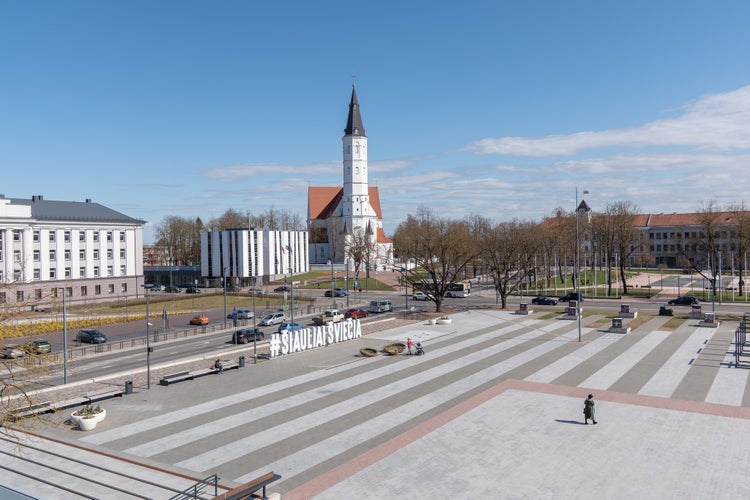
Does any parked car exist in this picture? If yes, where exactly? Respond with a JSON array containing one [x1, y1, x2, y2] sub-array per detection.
[[278, 322, 304, 334], [185, 287, 201, 294], [313, 309, 345, 325], [324, 287, 349, 297], [1, 345, 25, 359], [668, 296, 699, 306], [227, 309, 254, 319], [189, 314, 209, 326], [226, 285, 242, 293], [164, 285, 181, 293], [247, 288, 267, 295], [412, 291, 433, 301], [76, 329, 107, 344], [145, 283, 164, 291], [274, 286, 291, 293], [531, 296, 558, 306], [559, 292, 583, 303], [345, 308, 368, 319], [26, 339, 52, 354], [259, 312, 285, 326], [232, 328, 265, 344]]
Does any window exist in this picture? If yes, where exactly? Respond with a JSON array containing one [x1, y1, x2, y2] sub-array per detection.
[[64, 250, 71, 260], [65, 267, 71, 278], [119, 249, 125, 258], [95, 285, 101, 295], [120, 265, 126, 274], [107, 249, 113, 259], [49, 250, 56, 260], [16, 291, 23, 302], [107, 231, 113, 242], [79, 266, 85, 277], [107, 265, 113, 277], [13, 250, 20, 262], [13, 230, 21, 241], [93, 249, 99, 259], [93, 266, 100, 277], [93, 232, 99, 242], [13, 270, 20, 281], [79, 249, 85, 259], [0, 292, 5, 303], [33, 250, 40, 261], [34, 289, 42, 300], [120, 232, 125, 242], [81, 285, 88, 296], [33, 269, 40, 279], [108, 284, 115, 294], [33, 230, 40, 241], [121, 283, 127, 293], [64, 231, 71, 242], [79, 231, 85, 242], [49, 269, 56, 279], [49, 232, 55, 242]]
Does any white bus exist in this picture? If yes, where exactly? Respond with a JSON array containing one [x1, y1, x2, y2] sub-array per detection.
[[445, 282, 471, 298]]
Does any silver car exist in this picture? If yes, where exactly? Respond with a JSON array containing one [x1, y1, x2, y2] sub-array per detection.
[[259, 312, 285, 326]]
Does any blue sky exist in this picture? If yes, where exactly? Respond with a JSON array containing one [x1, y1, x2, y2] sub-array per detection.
[[3, 1, 750, 244]]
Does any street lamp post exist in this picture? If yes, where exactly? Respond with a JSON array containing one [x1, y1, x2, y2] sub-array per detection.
[[252, 276, 257, 363], [290, 267, 295, 331], [575, 188, 591, 343], [223, 267, 229, 328], [145, 287, 151, 389], [345, 259, 350, 308], [329, 258, 335, 306], [57, 287, 68, 384]]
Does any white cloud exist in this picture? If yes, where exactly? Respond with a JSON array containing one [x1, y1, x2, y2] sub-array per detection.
[[467, 86, 750, 156]]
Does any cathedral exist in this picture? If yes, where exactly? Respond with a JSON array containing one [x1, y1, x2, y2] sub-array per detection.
[[308, 86, 393, 268]]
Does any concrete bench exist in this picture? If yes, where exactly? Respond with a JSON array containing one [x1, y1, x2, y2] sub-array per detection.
[[85, 387, 123, 402], [10, 401, 53, 419], [159, 371, 192, 386]]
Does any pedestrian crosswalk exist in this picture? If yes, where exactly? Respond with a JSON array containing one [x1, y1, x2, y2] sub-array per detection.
[[76, 309, 747, 494]]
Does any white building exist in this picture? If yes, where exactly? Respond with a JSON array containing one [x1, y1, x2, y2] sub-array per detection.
[[308, 86, 393, 267], [200, 228, 309, 284], [0, 195, 145, 307]]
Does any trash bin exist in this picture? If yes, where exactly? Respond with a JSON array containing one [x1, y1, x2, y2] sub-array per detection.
[[239, 355, 245, 368], [124, 380, 133, 395]]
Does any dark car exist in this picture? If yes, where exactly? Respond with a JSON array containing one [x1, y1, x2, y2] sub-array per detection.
[[274, 286, 291, 293], [324, 288, 349, 297], [345, 308, 368, 319], [559, 292, 583, 303], [668, 296, 699, 306], [232, 328, 265, 344], [164, 285, 181, 293], [185, 287, 201, 294], [226, 285, 241, 293], [531, 296, 558, 306], [76, 329, 107, 344]]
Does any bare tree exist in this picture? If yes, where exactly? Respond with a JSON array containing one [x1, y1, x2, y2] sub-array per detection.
[[346, 228, 375, 280], [154, 216, 203, 265], [727, 202, 750, 295], [207, 208, 247, 230], [477, 218, 541, 308], [392, 207, 479, 312], [591, 201, 639, 295]]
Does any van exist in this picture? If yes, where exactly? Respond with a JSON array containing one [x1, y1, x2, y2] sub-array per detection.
[[368, 300, 392, 313]]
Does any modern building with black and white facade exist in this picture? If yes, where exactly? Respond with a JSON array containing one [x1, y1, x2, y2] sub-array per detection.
[[0, 195, 145, 308]]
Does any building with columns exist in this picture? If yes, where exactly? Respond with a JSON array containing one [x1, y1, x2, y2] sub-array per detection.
[[0, 195, 145, 308], [308, 86, 393, 267]]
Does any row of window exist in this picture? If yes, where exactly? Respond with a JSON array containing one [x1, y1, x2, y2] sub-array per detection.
[[2, 282, 128, 303], [7, 248, 128, 262], [5, 229, 127, 243], [648, 231, 730, 240], [0, 265, 127, 281]]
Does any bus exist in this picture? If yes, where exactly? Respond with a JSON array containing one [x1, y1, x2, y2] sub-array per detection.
[[445, 282, 471, 298]]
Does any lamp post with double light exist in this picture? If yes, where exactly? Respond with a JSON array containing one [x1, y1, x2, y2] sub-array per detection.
[[575, 189, 591, 343], [56, 287, 69, 384], [141, 284, 153, 389]]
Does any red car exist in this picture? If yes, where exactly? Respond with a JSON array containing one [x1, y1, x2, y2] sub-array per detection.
[[345, 308, 368, 319]]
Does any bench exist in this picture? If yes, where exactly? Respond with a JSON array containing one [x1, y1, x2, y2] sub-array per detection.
[[10, 401, 53, 419], [159, 371, 192, 386], [85, 387, 124, 402]]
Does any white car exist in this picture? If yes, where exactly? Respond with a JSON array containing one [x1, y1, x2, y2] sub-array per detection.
[[412, 291, 432, 301], [235, 309, 254, 319], [259, 312, 285, 326]]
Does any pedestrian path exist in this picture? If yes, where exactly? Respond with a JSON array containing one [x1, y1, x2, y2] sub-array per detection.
[[21, 308, 750, 498]]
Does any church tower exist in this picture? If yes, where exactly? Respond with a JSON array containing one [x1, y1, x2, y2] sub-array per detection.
[[342, 85, 376, 235]]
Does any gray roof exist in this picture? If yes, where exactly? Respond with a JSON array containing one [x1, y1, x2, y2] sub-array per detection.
[[7, 196, 145, 224], [344, 85, 366, 137]]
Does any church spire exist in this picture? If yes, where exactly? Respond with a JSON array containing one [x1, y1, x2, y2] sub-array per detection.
[[344, 85, 366, 137]]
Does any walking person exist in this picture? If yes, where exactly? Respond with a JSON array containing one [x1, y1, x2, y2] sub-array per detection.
[[583, 394, 597, 424], [406, 338, 414, 355]]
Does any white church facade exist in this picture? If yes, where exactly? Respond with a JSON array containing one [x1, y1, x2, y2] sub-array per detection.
[[308, 86, 393, 268]]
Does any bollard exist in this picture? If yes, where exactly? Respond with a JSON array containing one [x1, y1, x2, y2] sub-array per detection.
[[239, 355, 245, 368], [124, 380, 133, 395]]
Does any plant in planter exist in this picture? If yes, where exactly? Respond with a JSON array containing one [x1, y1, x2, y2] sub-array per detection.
[[71, 404, 106, 431], [436, 316, 452, 325]]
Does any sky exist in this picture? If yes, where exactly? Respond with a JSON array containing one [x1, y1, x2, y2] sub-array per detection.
[[3, 1, 750, 245]]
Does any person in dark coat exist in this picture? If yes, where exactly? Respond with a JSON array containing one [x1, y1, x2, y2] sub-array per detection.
[[583, 394, 597, 424]]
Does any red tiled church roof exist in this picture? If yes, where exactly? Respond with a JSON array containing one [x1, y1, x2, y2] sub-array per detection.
[[308, 186, 385, 220]]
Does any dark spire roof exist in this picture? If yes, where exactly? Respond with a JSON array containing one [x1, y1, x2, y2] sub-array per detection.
[[344, 85, 366, 137]]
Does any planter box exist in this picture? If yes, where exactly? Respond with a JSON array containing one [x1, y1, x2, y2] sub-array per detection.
[[436, 318, 452, 325]]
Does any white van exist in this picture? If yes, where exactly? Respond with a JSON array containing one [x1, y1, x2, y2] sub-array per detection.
[[369, 300, 392, 313]]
